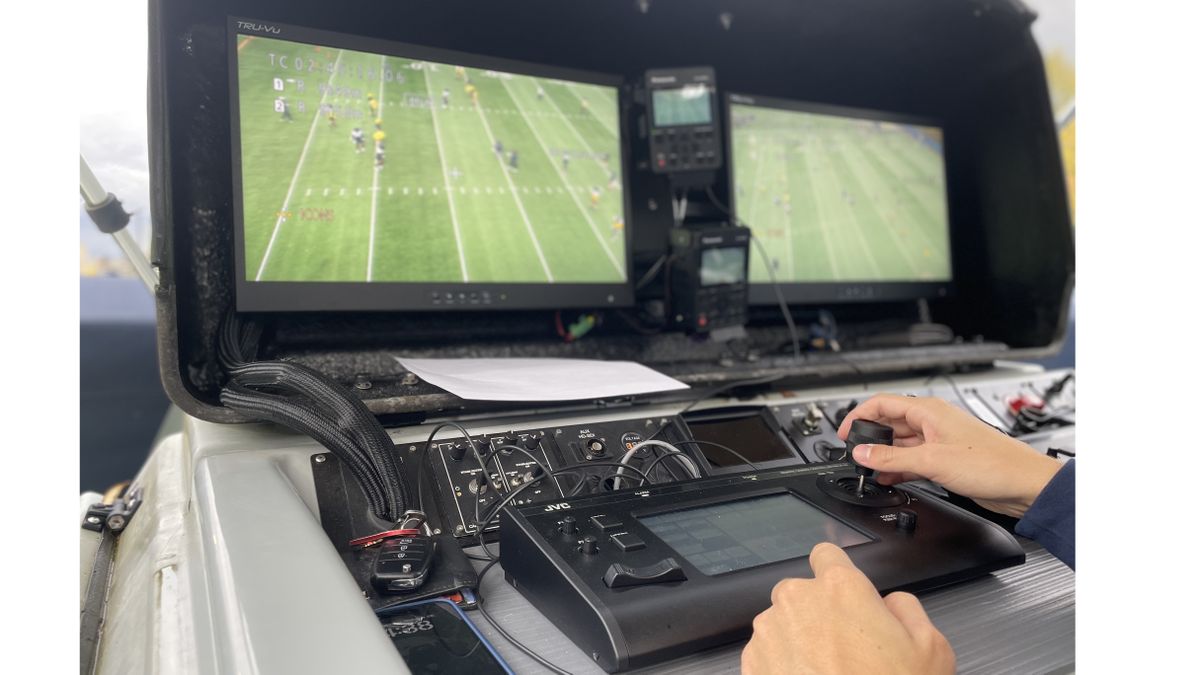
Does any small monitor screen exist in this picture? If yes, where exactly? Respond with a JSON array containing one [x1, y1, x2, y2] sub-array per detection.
[[639, 493, 872, 576], [729, 96, 952, 287], [684, 412, 796, 467], [700, 246, 747, 286], [230, 21, 630, 310], [653, 85, 713, 126]]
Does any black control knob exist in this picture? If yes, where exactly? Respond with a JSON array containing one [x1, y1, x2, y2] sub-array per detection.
[[813, 440, 842, 461], [501, 434, 520, 449], [522, 435, 541, 452], [846, 419, 894, 481], [449, 443, 469, 462], [834, 400, 859, 427], [581, 535, 599, 555], [896, 509, 918, 532], [560, 516, 578, 535]]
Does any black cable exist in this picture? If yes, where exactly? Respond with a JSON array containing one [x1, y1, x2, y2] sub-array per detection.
[[475, 560, 573, 675], [670, 439, 760, 471], [640, 450, 703, 482], [635, 253, 670, 289], [705, 183, 803, 364], [476, 464, 649, 528], [650, 445, 685, 482], [490, 445, 562, 498], [637, 373, 788, 449], [476, 531, 497, 561], [421, 422, 490, 526]]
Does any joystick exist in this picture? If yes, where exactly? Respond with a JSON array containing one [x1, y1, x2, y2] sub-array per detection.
[[845, 419, 894, 496]]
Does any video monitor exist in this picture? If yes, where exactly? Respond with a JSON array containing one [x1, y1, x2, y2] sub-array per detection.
[[727, 93, 953, 304], [229, 19, 632, 311]]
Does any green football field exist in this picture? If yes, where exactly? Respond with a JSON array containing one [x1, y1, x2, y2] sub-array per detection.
[[730, 104, 952, 284], [236, 35, 626, 283]]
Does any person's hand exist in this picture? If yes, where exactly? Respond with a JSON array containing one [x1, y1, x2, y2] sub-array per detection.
[[742, 543, 954, 675], [838, 394, 1063, 518]]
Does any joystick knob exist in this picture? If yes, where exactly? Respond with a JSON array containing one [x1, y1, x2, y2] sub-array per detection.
[[846, 419, 894, 495], [560, 516, 578, 535], [581, 535, 599, 555]]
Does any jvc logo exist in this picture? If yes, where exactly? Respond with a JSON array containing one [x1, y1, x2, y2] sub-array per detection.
[[543, 503, 572, 512], [238, 21, 281, 34]]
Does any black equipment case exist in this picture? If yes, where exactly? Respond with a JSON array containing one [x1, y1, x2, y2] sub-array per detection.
[[147, 0, 1073, 422]]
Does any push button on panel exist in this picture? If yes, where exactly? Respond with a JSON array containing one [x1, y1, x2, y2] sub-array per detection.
[[590, 514, 624, 532], [610, 533, 645, 552]]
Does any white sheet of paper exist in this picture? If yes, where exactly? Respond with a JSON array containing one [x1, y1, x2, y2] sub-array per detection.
[[394, 357, 689, 402]]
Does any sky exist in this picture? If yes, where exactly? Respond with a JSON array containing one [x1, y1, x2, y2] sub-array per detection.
[[79, 1, 150, 263]]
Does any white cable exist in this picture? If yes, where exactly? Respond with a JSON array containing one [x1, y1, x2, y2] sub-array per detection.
[[613, 440, 700, 489]]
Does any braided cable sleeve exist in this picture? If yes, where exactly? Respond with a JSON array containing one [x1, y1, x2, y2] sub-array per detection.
[[220, 385, 392, 520], [228, 361, 409, 516]]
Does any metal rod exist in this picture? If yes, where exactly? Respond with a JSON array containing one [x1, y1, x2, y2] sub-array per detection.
[[79, 154, 157, 294]]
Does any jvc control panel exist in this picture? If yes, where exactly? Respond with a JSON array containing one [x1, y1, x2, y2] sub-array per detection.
[[499, 463, 1025, 672]]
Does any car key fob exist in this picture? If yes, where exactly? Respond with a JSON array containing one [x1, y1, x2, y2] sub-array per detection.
[[371, 534, 436, 593]]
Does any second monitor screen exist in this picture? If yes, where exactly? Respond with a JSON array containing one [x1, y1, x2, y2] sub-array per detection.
[[235, 34, 627, 285], [729, 97, 952, 285]]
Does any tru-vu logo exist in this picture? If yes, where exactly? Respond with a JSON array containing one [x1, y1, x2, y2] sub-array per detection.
[[238, 21, 281, 34], [543, 503, 571, 512]]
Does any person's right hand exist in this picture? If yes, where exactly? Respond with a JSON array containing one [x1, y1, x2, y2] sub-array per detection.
[[838, 394, 1063, 518]]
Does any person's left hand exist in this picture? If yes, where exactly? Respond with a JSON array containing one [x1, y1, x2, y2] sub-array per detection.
[[741, 543, 955, 675]]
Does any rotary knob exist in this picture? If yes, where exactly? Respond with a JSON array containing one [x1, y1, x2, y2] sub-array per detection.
[[560, 516, 578, 535], [581, 535, 599, 555]]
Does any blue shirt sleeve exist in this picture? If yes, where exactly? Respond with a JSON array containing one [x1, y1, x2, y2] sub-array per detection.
[[1014, 460, 1075, 570]]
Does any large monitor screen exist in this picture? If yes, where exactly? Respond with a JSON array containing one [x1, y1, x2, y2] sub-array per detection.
[[728, 94, 952, 303], [639, 493, 872, 576], [230, 20, 630, 311]]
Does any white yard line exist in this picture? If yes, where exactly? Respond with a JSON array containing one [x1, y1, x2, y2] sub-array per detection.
[[781, 155, 796, 280], [745, 137, 769, 274], [840, 137, 923, 278], [563, 82, 619, 138], [537, 78, 615, 170], [817, 137, 883, 277], [366, 54, 386, 281], [501, 77, 624, 276], [423, 63, 470, 281], [472, 89, 554, 281], [795, 141, 842, 278], [255, 50, 345, 280]]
